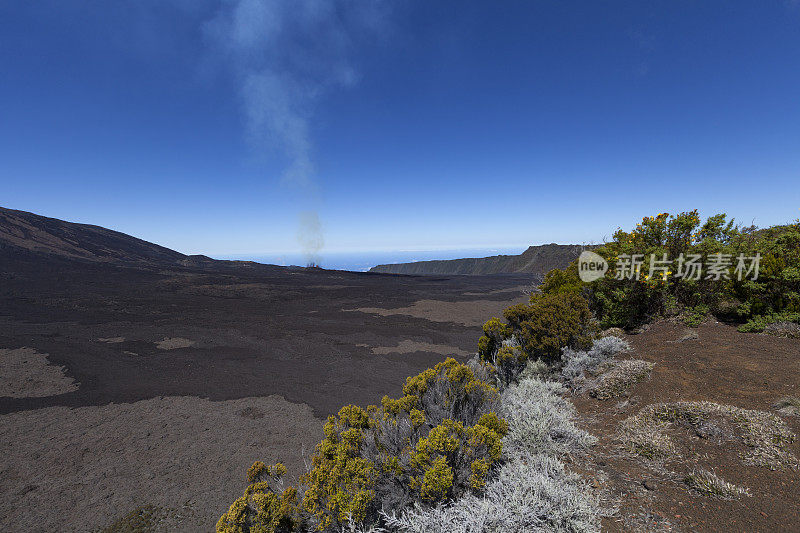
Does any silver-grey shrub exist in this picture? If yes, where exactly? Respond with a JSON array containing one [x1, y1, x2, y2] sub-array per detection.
[[561, 336, 631, 387], [500, 378, 596, 457], [591, 336, 631, 358], [381, 451, 600, 533], [377, 374, 601, 532]]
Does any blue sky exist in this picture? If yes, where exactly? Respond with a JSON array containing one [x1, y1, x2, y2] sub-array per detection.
[[2, 1, 799, 257]]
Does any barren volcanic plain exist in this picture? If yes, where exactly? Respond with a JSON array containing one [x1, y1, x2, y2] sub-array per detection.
[[0, 207, 533, 531]]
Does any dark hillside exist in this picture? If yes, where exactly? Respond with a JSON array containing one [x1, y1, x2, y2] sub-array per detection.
[[0, 206, 188, 266], [369, 243, 585, 276]]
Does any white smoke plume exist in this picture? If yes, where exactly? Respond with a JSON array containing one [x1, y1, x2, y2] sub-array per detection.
[[202, 0, 390, 261], [297, 211, 324, 266]]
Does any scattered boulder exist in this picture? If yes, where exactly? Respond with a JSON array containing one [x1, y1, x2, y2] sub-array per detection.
[[676, 329, 699, 342]]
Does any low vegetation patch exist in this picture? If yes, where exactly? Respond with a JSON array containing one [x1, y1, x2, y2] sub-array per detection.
[[738, 312, 800, 334], [218, 300, 607, 531], [478, 292, 597, 385], [382, 450, 600, 533], [383, 363, 600, 532], [589, 359, 654, 400], [684, 469, 750, 499], [619, 401, 798, 469], [99, 505, 161, 533], [561, 336, 632, 393]]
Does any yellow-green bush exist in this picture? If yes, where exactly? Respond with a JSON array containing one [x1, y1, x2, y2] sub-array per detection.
[[216, 462, 300, 533], [393, 357, 499, 427], [476, 317, 511, 363], [301, 405, 377, 530], [408, 415, 506, 500], [295, 359, 506, 530]]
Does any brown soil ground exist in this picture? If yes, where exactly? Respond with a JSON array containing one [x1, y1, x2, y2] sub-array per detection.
[[573, 320, 800, 533]]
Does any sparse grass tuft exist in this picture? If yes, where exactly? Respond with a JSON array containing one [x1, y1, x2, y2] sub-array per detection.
[[601, 327, 626, 338], [590, 360, 654, 400], [561, 336, 632, 391], [619, 401, 798, 469], [684, 469, 750, 499], [775, 397, 800, 417]]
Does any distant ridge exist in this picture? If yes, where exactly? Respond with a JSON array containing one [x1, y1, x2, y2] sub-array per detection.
[[368, 243, 585, 276]]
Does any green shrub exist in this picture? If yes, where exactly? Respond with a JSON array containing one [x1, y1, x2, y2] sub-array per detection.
[[537, 211, 800, 331], [738, 311, 800, 333], [682, 304, 709, 327], [515, 293, 596, 362], [479, 293, 596, 385]]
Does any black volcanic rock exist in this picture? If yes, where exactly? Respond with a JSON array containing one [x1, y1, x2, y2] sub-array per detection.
[[369, 243, 585, 276]]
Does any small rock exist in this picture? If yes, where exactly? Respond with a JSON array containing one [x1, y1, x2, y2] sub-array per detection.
[[695, 420, 724, 440], [15, 484, 38, 496], [643, 479, 658, 491]]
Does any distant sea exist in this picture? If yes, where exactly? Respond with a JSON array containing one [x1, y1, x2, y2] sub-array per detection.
[[216, 247, 527, 273]]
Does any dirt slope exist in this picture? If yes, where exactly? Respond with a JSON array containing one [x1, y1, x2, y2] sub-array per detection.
[[574, 320, 800, 532]]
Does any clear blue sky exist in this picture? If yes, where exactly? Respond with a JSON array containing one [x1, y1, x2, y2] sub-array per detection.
[[2, 1, 799, 256]]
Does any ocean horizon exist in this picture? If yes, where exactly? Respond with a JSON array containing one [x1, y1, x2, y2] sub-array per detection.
[[216, 247, 528, 272]]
